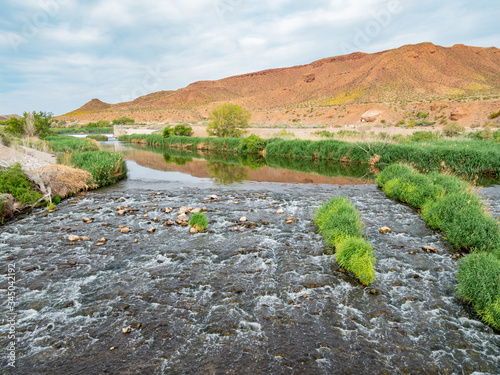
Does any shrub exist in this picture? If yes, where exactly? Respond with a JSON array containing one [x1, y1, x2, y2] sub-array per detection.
[[174, 123, 192, 136], [410, 131, 441, 142], [489, 110, 500, 119], [112, 117, 135, 125], [87, 120, 110, 128], [189, 212, 208, 232], [442, 122, 465, 137], [480, 126, 494, 140], [162, 126, 174, 138], [0, 131, 13, 146], [238, 134, 266, 154], [0, 163, 43, 205]]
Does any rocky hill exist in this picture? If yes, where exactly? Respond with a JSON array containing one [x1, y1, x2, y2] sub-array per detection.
[[60, 43, 500, 127]]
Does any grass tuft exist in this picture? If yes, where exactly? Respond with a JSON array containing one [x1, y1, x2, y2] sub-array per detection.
[[314, 196, 376, 285]]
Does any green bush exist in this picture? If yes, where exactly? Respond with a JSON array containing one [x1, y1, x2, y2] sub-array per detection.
[[442, 122, 465, 137], [174, 123, 192, 136], [314, 196, 376, 285], [163, 124, 192, 138], [456, 252, 500, 330], [87, 120, 110, 128], [0, 163, 42, 205], [410, 131, 441, 142], [238, 134, 266, 154], [162, 126, 174, 138], [189, 212, 208, 232], [480, 126, 494, 140], [63, 151, 127, 187], [86, 134, 108, 141], [112, 117, 135, 125], [489, 110, 500, 119]]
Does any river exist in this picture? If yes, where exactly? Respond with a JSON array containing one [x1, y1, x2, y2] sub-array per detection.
[[0, 139, 499, 374]]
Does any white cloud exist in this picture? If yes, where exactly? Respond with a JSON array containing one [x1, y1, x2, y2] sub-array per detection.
[[0, 0, 499, 115]]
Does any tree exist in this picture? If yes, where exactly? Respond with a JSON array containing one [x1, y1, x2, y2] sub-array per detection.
[[207, 103, 250, 138], [4, 117, 25, 136]]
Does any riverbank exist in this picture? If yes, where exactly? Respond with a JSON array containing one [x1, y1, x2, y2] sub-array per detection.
[[0, 139, 126, 224], [119, 134, 500, 178]]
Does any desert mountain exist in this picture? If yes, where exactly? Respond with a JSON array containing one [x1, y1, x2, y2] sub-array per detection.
[[0, 114, 22, 121], [61, 43, 500, 125]]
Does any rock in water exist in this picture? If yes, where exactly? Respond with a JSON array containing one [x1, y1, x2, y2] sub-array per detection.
[[68, 235, 80, 242], [422, 245, 438, 253], [380, 226, 392, 233]]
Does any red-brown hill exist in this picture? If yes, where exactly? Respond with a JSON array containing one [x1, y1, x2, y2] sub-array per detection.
[[61, 43, 500, 125]]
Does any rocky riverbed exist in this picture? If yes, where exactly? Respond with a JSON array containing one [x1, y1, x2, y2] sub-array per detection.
[[1, 182, 499, 374]]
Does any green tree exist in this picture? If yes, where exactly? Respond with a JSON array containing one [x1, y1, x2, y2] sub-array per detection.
[[4, 117, 25, 136], [30, 111, 53, 137], [207, 103, 250, 138]]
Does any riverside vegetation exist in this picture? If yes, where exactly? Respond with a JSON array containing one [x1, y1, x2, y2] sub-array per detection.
[[376, 164, 500, 330], [0, 129, 126, 223], [118, 133, 500, 179], [46, 135, 127, 188]]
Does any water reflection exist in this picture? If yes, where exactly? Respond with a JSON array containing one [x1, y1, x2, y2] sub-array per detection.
[[207, 162, 249, 185], [100, 142, 376, 185]]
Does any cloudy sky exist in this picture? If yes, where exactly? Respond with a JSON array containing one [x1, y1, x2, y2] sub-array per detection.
[[0, 0, 498, 116]]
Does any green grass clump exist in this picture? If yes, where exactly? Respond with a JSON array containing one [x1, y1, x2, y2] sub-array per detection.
[[421, 192, 500, 254], [46, 135, 100, 153], [62, 151, 127, 187], [86, 134, 108, 141], [336, 237, 376, 285], [314, 196, 376, 285], [0, 163, 42, 205], [456, 252, 500, 330], [377, 163, 500, 329], [378, 164, 499, 254], [189, 212, 208, 232]]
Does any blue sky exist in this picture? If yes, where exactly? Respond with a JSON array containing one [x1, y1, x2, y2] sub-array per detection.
[[0, 0, 499, 116]]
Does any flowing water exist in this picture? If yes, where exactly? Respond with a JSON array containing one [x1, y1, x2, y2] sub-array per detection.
[[1, 141, 499, 374]]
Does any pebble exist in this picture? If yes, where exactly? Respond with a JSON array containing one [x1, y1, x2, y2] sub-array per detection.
[[240, 217, 247, 222], [147, 227, 156, 233], [380, 226, 392, 233], [68, 235, 80, 242], [121, 227, 131, 233], [122, 327, 131, 334], [276, 209, 284, 214]]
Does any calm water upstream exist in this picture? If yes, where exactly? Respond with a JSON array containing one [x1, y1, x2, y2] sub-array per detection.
[[0, 140, 499, 374]]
